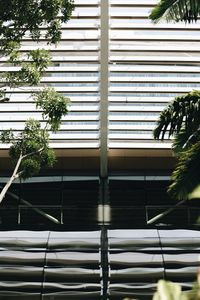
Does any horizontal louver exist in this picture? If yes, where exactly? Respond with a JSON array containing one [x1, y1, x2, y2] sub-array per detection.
[[0, 230, 101, 298], [108, 229, 200, 299], [109, 0, 200, 149], [0, 0, 100, 149], [1, 0, 200, 152]]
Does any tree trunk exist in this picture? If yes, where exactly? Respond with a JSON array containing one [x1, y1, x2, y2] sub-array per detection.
[[0, 154, 23, 204], [0, 147, 44, 205]]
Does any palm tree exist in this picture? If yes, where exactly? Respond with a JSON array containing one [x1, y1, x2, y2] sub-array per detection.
[[154, 90, 200, 200], [149, 0, 200, 23], [149, 1, 200, 200]]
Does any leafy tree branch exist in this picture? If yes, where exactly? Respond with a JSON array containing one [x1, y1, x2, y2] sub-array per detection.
[[0, 0, 75, 50], [0, 0, 73, 207], [154, 90, 200, 200], [0, 87, 69, 204], [149, 0, 200, 24], [0, 0, 75, 102]]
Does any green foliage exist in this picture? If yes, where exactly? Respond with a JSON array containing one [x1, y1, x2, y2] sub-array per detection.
[[0, 0, 75, 51], [150, 1, 200, 204], [0, 0, 74, 101], [0, 90, 6, 99], [1, 41, 20, 56], [46, 19, 62, 44], [0, 0, 71, 200], [35, 87, 69, 131], [168, 141, 200, 200], [0, 98, 67, 180], [9, 119, 47, 159], [149, 0, 200, 23], [7, 41, 20, 63], [40, 148, 56, 167], [172, 126, 200, 155], [20, 158, 41, 179], [125, 281, 199, 300], [5, 119, 56, 180], [0, 90, 9, 102], [153, 280, 200, 300], [29, 49, 51, 72], [153, 280, 182, 300], [4, 49, 51, 86], [154, 90, 200, 141], [0, 130, 14, 143], [154, 90, 200, 199]]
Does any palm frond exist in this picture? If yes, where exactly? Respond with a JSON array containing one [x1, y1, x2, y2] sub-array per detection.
[[154, 90, 200, 140], [149, 0, 200, 23], [172, 126, 200, 154], [168, 139, 200, 200]]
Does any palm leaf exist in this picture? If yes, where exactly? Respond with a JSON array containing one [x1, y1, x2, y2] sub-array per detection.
[[154, 90, 200, 140], [149, 0, 200, 23], [168, 139, 200, 200], [172, 126, 200, 154]]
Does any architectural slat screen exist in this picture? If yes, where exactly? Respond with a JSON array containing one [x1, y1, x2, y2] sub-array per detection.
[[1, 0, 200, 151], [0, 230, 101, 299], [108, 229, 200, 300], [0, 0, 100, 149], [109, 1, 200, 149], [0, 229, 199, 300]]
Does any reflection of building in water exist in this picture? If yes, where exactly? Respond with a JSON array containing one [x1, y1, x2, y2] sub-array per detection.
[[0, 1, 200, 299]]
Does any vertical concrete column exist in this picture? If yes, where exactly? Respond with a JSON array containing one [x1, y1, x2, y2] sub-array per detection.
[[100, 0, 109, 178], [99, 2, 110, 297]]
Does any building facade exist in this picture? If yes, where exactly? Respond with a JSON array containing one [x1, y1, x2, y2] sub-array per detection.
[[0, 1, 200, 299]]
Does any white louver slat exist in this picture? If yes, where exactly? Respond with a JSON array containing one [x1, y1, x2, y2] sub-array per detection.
[[109, 1, 200, 149], [0, 0, 100, 150], [1, 0, 200, 155]]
